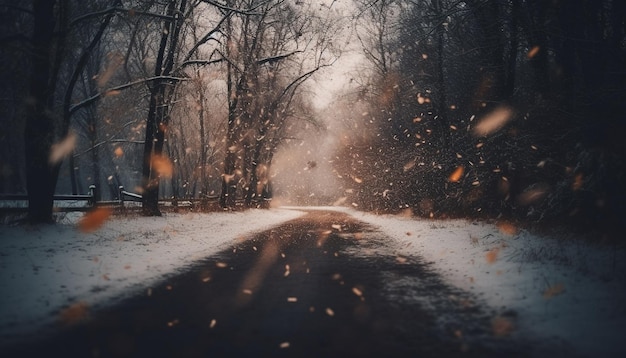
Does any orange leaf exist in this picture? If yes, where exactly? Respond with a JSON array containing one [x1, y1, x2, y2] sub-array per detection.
[[543, 283, 565, 299], [49, 132, 77, 165], [472, 106, 513, 137], [491, 316, 514, 337], [448, 166, 464, 183], [59, 301, 89, 326], [78, 207, 112, 233], [517, 185, 549, 206], [497, 221, 518, 235], [527, 46, 541, 59], [151, 155, 174, 178], [485, 248, 500, 264], [572, 173, 583, 191], [114, 146, 124, 157], [104, 89, 121, 97]]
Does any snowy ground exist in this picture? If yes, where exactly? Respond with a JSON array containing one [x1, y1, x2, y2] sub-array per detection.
[[347, 208, 626, 357], [0, 208, 305, 343], [1, 206, 625, 356]]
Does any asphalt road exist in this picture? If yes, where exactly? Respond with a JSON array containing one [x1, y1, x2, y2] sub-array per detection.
[[4, 210, 528, 357]]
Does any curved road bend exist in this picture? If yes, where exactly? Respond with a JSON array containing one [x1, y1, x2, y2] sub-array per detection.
[[5, 210, 530, 357]]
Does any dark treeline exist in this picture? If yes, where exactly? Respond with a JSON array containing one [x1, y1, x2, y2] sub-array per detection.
[[0, 0, 339, 221], [1, 0, 625, 237], [335, 0, 626, 238]]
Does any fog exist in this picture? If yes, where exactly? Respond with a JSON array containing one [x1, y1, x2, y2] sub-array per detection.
[[270, 115, 342, 206]]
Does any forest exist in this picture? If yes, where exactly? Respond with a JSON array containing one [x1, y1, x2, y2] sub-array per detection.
[[1, 0, 625, 240]]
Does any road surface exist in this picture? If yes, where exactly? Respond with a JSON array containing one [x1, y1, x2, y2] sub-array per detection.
[[4, 210, 528, 357]]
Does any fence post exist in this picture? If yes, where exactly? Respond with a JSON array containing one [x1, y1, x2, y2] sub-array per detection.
[[118, 185, 126, 209], [88, 185, 96, 207]]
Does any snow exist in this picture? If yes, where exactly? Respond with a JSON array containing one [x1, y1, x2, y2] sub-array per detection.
[[1, 206, 625, 357], [343, 208, 626, 357], [0, 208, 305, 343]]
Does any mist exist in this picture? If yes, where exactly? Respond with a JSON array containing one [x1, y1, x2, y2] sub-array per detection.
[[270, 112, 342, 207]]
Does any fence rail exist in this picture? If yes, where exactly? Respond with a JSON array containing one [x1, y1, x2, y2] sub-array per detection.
[[0, 185, 226, 213], [0, 185, 271, 213]]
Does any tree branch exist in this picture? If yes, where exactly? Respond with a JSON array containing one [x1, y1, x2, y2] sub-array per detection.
[[182, 12, 230, 63], [256, 50, 303, 65], [69, 76, 189, 115], [73, 139, 145, 157], [201, 0, 269, 15], [180, 58, 225, 67], [69, 7, 175, 28], [63, 0, 121, 133]]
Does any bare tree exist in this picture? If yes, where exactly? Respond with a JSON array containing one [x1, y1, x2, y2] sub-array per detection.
[[23, 0, 60, 223], [219, 0, 340, 208]]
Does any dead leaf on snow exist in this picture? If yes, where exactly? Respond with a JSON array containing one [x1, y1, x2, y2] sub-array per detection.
[[491, 316, 514, 337], [78, 207, 112, 233], [485, 248, 500, 264], [497, 221, 518, 236], [59, 301, 89, 326], [543, 283, 566, 299]]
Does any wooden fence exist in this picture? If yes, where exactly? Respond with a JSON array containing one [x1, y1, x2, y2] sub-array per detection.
[[0, 185, 225, 213], [0, 186, 273, 213]]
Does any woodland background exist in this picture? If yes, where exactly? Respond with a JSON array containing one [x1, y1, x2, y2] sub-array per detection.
[[1, 0, 624, 240]]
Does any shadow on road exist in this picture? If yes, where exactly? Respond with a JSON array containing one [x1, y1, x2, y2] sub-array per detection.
[[4, 210, 528, 357]]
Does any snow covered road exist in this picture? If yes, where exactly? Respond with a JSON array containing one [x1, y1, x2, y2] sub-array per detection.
[[1, 206, 625, 356]]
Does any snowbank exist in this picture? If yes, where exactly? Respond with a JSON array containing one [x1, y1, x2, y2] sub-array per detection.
[[343, 208, 626, 357], [0, 208, 305, 342]]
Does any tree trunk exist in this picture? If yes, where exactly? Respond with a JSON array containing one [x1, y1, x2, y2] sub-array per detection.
[[25, 0, 57, 224], [142, 84, 166, 216], [522, 0, 551, 96], [433, 0, 449, 147], [220, 99, 239, 208], [505, 0, 519, 98], [220, 16, 241, 209], [197, 73, 209, 199], [245, 129, 265, 206], [141, 0, 187, 216], [466, 0, 508, 105]]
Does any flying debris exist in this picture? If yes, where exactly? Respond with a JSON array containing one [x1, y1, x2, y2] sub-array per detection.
[[572, 173, 584, 191], [485, 248, 500, 264], [59, 302, 90, 326], [497, 221, 518, 235], [516, 184, 549, 206], [526, 46, 541, 59], [543, 283, 566, 299], [448, 166, 464, 183], [78, 207, 112, 233], [491, 316, 514, 337], [151, 155, 174, 178], [49, 132, 77, 165], [472, 106, 513, 137]]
